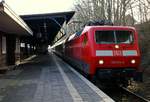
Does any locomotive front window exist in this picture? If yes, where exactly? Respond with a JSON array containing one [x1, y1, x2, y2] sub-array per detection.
[[95, 30, 134, 44], [116, 31, 133, 44], [95, 31, 115, 44]]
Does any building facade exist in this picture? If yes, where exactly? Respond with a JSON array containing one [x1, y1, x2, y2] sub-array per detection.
[[0, 1, 33, 69]]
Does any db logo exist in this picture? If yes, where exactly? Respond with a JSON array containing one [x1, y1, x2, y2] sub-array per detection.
[[113, 50, 122, 56]]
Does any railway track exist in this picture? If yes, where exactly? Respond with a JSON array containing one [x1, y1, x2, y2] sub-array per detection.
[[120, 86, 150, 102], [93, 79, 149, 102]]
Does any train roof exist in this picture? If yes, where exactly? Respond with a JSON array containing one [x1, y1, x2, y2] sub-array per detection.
[[82, 26, 136, 33]]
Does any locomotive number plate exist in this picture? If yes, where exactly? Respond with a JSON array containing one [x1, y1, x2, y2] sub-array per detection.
[[113, 50, 122, 56]]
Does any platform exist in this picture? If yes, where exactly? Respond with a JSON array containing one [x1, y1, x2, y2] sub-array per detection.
[[0, 53, 114, 102]]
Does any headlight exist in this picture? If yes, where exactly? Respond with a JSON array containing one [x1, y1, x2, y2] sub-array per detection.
[[115, 45, 119, 49], [131, 59, 136, 64], [99, 60, 104, 64]]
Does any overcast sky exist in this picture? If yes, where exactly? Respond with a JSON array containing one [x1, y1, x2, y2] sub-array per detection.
[[4, 0, 75, 15]]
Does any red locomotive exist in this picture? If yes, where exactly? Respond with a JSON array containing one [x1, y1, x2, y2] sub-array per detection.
[[54, 20, 142, 86]]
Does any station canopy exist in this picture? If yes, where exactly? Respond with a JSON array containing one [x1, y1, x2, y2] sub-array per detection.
[[0, 1, 32, 36], [21, 11, 75, 45]]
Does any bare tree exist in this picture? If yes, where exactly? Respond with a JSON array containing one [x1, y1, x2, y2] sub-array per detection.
[[71, 0, 150, 32]]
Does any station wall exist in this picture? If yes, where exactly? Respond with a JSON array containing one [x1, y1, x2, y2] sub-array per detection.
[[0, 32, 21, 69], [0, 33, 7, 68]]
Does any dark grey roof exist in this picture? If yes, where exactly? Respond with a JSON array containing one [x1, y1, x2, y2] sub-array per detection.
[[21, 11, 75, 45]]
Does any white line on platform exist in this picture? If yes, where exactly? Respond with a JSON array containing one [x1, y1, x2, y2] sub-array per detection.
[[53, 56, 83, 102], [56, 56, 115, 102], [69, 66, 115, 102]]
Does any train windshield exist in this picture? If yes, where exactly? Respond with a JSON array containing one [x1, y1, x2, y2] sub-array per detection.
[[95, 30, 134, 44]]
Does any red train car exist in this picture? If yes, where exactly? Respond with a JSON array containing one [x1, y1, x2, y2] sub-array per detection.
[[54, 21, 142, 86]]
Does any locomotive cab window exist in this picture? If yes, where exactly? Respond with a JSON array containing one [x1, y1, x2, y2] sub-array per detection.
[[116, 31, 133, 44], [95, 30, 134, 44], [95, 31, 115, 44]]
